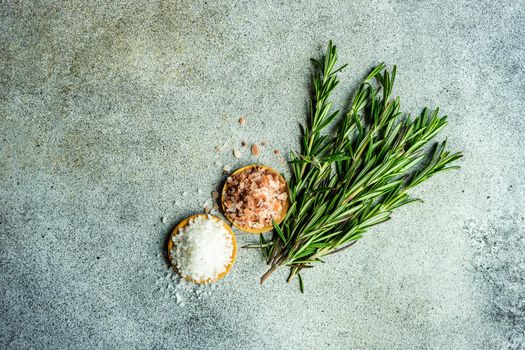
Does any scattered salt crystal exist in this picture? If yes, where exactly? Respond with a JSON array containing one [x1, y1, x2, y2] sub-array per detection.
[[198, 189, 203, 194], [182, 191, 188, 196], [176, 293, 182, 304], [214, 161, 221, 167], [161, 217, 167, 224], [251, 144, 259, 156], [214, 145, 221, 152], [233, 149, 242, 159]]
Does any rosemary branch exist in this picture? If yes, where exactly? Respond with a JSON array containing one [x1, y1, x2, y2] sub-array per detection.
[[256, 42, 462, 289]]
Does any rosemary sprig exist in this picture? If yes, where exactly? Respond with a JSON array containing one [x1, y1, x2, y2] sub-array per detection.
[[258, 42, 463, 288]]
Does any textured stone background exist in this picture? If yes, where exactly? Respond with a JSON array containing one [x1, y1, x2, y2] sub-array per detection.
[[1, 1, 524, 349]]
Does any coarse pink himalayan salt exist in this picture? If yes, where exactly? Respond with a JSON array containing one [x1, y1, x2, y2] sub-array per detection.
[[223, 166, 287, 229]]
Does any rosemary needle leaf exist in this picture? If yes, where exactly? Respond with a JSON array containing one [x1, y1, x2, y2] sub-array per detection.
[[257, 42, 463, 288], [298, 273, 305, 293], [272, 219, 287, 244]]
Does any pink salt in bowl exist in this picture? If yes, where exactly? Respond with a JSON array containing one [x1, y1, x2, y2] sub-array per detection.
[[221, 164, 290, 234]]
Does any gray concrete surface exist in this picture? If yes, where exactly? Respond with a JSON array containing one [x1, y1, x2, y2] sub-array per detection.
[[1, 1, 524, 349]]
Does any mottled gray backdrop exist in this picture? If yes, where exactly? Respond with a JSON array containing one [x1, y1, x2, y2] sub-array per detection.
[[1, 1, 524, 349]]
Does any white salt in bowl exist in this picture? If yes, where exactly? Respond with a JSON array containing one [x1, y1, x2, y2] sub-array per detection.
[[167, 214, 237, 284]]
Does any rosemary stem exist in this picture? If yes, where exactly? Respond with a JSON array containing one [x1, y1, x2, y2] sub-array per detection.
[[260, 259, 281, 284]]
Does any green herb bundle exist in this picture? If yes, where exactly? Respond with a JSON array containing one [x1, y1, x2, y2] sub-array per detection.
[[253, 42, 462, 290]]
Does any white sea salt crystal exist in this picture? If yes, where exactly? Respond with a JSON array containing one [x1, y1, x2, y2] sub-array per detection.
[[161, 216, 167, 224], [176, 293, 182, 304], [170, 215, 233, 282]]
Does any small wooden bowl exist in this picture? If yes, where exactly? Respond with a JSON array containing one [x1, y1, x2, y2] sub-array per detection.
[[167, 214, 237, 284], [221, 164, 289, 234]]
